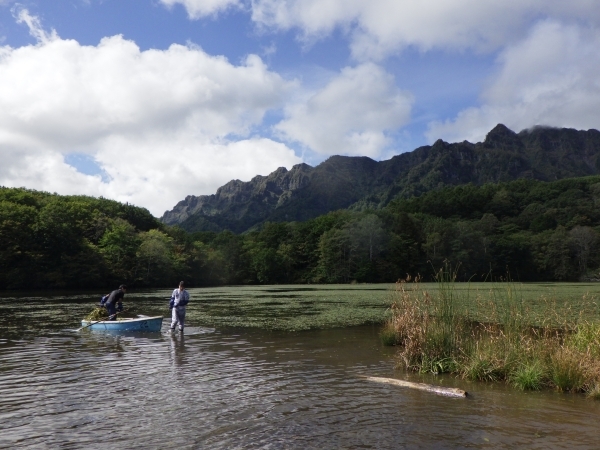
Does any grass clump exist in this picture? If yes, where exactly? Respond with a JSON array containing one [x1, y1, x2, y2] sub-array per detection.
[[463, 355, 503, 382], [379, 322, 400, 346], [384, 265, 468, 374], [510, 360, 546, 391], [383, 264, 600, 397], [550, 347, 587, 392], [461, 341, 508, 382], [568, 322, 600, 356], [585, 382, 600, 399]]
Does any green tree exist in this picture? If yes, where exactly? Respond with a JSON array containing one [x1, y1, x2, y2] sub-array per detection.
[[344, 214, 387, 281], [531, 227, 575, 280], [0, 201, 38, 288], [316, 228, 351, 283], [569, 226, 598, 276], [135, 229, 175, 285], [99, 218, 141, 283]]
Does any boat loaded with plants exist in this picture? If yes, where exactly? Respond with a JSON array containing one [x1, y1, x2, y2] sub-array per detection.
[[79, 316, 163, 332], [79, 307, 163, 332], [380, 266, 600, 398]]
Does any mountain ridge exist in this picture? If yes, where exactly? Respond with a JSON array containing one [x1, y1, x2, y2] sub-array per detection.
[[161, 124, 600, 233]]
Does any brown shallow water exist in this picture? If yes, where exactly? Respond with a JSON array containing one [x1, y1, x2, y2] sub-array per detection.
[[1, 292, 600, 449]]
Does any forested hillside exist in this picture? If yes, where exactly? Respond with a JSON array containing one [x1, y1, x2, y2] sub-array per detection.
[[0, 188, 168, 289], [184, 176, 600, 284], [3, 175, 599, 289], [162, 124, 600, 233]]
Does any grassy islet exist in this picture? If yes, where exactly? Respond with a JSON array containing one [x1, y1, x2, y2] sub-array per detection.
[[381, 268, 600, 397]]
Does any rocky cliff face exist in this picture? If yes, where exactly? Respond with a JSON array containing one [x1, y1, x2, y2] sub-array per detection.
[[161, 124, 600, 233], [161, 163, 315, 231]]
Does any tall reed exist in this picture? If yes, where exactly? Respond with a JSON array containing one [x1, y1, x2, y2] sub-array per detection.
[[383, 264, 469, 374], [382, 268, 600, 397]]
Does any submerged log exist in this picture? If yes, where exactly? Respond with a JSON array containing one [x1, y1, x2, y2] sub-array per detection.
[[362, 376, 467, 398]]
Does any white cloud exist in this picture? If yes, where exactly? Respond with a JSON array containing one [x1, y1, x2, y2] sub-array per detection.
[[157, 0, 600, 154], [250, 0, 600, 60], [94, 134, 301, 212], [12, 6, 59, 44], [275, 63, 412, 157], [426, 21, 600, 143], [0, 12, 301, 216], [160, 0, 242, 19], [0, 36, 289, 144], [0, 147, 108, 197]]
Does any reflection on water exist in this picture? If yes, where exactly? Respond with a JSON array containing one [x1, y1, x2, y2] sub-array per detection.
[[1, 295, 600, 449]]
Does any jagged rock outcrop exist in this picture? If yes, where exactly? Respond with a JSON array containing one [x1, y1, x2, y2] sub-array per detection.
[[161, 124, 600, 233], [161, 163, 315, 232]]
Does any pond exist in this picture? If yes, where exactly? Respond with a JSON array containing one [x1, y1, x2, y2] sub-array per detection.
[[1, 287, 600, 449]]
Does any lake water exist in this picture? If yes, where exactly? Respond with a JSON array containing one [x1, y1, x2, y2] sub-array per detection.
[[1, 290, 600, 449]]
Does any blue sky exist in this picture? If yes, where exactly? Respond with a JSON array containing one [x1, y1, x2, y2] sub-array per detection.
[[1, 1, 599, 216]]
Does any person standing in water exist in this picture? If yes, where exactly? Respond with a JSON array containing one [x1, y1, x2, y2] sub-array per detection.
[[169, 281, 189, 332]]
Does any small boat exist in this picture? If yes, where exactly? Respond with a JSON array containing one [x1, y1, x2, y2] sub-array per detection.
[[80, 316, 163, 332]]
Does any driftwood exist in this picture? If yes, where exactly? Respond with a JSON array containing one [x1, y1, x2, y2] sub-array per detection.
[[362, 376, 467, 398]]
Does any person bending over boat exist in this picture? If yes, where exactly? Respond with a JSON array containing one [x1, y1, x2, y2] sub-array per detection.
[[104, 285, 127, 320], [169, 281, 189, 332]]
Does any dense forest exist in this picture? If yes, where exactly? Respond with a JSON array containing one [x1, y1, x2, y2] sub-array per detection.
[[2, 175, 600, 289]]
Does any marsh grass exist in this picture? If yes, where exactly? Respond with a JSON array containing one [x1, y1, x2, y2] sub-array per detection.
[[384, 267, 600, 397], [510, 360, 546, 391], [379, 322, 399, 346], [585, 382, 600, 399], [550, 347, 587, 392]]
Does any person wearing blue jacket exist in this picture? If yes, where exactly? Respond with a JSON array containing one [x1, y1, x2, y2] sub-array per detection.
[[104, 285, 126, 320], [170, 281, 189, 332]]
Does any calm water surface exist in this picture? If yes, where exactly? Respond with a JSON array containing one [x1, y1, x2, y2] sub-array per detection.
[[1, 291, 600, 449]]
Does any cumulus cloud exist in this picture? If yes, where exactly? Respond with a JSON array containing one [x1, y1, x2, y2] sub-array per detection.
[[160, 0, 242, 19], [94, 134, 301, 210], [249, 0, 600, 60], [162, 0, 600, 152], [0, 11, 301, 216], [426, 21, 600, 143], [275, 63, 412, 157]]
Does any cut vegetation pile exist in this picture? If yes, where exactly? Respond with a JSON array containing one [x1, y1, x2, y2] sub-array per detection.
[[84, 307, 108, 321], [83, 307, 137, 322], [381, 266, 600, 397]]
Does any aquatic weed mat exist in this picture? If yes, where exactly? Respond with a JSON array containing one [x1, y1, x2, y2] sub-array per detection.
[[172, 285, 396, 331], [3, 283, 599, 336], [401, 282, 600, 328]]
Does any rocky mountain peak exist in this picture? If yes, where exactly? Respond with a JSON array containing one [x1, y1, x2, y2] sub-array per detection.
[[484, 124, 523, 150], [161, 124, 600, 233]]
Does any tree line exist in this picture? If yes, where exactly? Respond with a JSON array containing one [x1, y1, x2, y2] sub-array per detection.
[[2, 176, 600, 289]]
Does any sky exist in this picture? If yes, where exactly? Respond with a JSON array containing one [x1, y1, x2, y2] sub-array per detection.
[[1, 1, 600, 217]]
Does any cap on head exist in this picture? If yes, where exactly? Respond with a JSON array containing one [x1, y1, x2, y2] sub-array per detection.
[[119, 284, 127, 290]]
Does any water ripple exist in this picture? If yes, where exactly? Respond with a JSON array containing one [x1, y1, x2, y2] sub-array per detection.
[[1, 326, 600, 449]]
